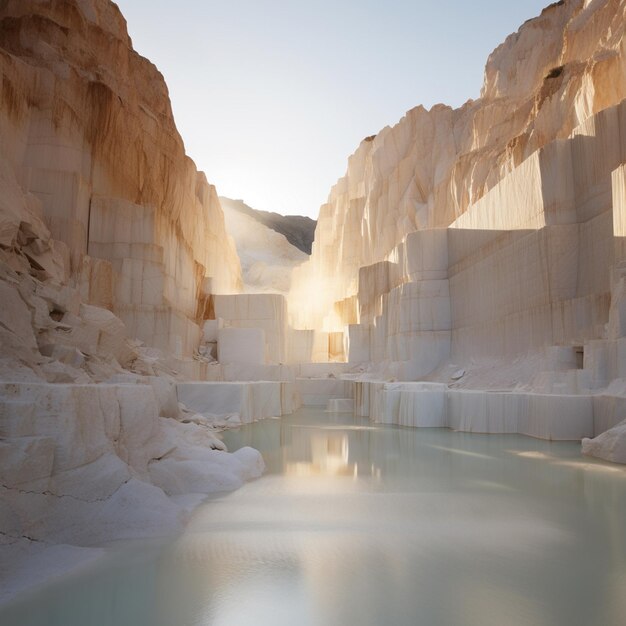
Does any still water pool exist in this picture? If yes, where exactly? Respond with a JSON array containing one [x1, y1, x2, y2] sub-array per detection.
[[3, 408, 626, 625]]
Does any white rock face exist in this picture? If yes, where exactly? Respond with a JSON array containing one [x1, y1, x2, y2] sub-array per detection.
[[289, 0, 626, 334], [582, 419, 626, 463], [282, 0, 626, 465], [218, 328, 266, 365], [220, 197, 308, 295], [214, 293, 289, 364], [0, 0, 265, 602], [0, 379, 266, 601], [177, 381, 284, 424], [352, 380, 595, 440], [4, 0, 626, 605]]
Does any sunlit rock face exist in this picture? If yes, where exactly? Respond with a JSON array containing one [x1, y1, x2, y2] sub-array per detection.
[[286, 0, 626, 459], [220, 197, 309, 295], [0, 0, 257, 596], [220, 197, 316, 255], [0, 0, 242, 358], [290, 0, 626, 332]]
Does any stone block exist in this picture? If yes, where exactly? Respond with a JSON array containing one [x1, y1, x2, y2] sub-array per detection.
[[202, 318, 223, 343], [519, 394, 593, 440], [177, 381, 283, 423], [402, 229, 449, 281], [113, 258, 164, 306], [592, 393, 626, 436], [395, 383, 448, 427], [115, 305, 202, 358], [447, 390, 524, 433], [222, 363, 296, 382], [213, 294, 287, 363], [288, 329, 330, 363], [218, 328, 265, 365], [346, 324, 371, 364], [297, 363, 351, 378], [213, 293, 287, 321], [296, 378, 354, 406], [328, 332, 345, 361], [177, 381, 249, 419]]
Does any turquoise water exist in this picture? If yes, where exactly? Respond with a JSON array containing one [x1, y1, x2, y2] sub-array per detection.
[[3, 407, 626, 625]]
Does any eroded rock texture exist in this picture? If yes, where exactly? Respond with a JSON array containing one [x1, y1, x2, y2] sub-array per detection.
[[287, 0, 626, 459], [290, 0, 626, 331], [0, 0, 257, 600], [1, 0, 242, 360]]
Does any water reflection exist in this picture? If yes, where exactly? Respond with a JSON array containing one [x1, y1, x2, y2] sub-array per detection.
[[156, 409, 626, 626], [3, 408, 626, 626], [285, 433, 348, 476]]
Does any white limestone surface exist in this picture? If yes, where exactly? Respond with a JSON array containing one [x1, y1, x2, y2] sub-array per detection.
[[214, 294, 288, 364], [5, 0, 626, 607], [177, 381, 283, 424], [297, 363, 351, 378], [0, 379, 266, 604], [376, 383, 447, 428], [289, 0, 626, 335], [249, 381, 284, 421], [582, 418, 626, 464], [296, 378, 354, 407], [519, 394, 594, 440], [0, 0, 244, 361], [222, 363, 296, 382], [289, 329, 331, 363], [397, 387, 447, 428], [592, 390, 626, 436], [447, 391, 523, 434], [203, 319, 223, 343], [360, 381, 594, 441], [217, 328, 265, 365]]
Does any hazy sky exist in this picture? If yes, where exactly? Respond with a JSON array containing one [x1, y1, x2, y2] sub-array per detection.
[[116, 0, 550, 219]]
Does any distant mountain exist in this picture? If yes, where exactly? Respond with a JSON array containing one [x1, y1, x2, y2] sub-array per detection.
[[219, 197, 316, 255], [219, 197, 309, 295]]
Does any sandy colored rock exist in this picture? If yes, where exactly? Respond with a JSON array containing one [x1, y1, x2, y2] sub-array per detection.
[[0, 0, 243, 359]]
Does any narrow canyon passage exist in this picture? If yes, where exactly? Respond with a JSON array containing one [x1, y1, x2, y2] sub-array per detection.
[[3, 411, 626, 626], [4, 1, 626, 620]]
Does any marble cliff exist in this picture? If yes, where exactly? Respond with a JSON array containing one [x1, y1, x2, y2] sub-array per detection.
[[0, 0, 257, 601], [288, 0, 626, 455], [3, 0, 626, 602]]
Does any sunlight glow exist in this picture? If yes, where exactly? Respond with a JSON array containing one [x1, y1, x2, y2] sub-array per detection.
[[115, 0, 552, 219]]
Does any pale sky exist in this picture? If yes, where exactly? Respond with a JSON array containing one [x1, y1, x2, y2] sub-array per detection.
[[116, 0, 550, 219]]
